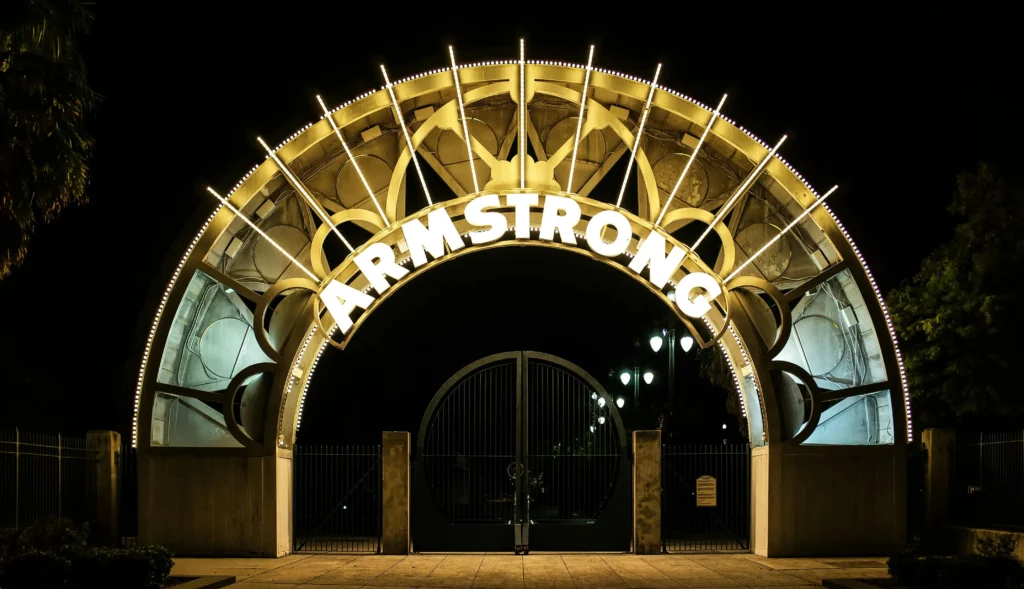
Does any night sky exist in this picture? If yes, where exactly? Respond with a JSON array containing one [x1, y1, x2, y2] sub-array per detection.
[[1, 4, 1020, 439]]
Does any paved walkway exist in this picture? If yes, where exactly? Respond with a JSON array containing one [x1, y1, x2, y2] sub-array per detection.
[[171, 553, 891, 588]]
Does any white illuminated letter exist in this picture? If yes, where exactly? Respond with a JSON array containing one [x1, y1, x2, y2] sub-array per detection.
[[676, 272, 723, 318], [320, 280, 375, 334], [628, 232, 685, 288], [539, 195, 581, 244], [402, 208, 465, 267], [585, 210, 633, 257], [464, 194, 507, 245], [354, 242, 409, 295], [506, 193, 538, 238]]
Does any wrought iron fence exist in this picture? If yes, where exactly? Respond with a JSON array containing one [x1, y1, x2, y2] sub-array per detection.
[[118, 444, 138, 547], [293, 444, 381, 552], [0, 428, 94, 530], [662, 443, 750, 552], [952, 431, 1024, 531]]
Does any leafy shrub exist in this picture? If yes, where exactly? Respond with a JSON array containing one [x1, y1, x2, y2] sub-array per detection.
[[72, 545, 174, 589], [0, 519, 174, 589], [0, 549, 72, 589], [979, 534, 1020, 559], [888, 549, 1024, 589]]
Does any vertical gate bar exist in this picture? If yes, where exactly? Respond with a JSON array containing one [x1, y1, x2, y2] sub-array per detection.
[[15, 428, 19, 529], [57, 433, 62, 521]]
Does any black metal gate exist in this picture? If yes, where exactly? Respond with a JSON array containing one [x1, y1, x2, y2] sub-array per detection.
[[414, 352, 630, 553], [293, 445, 382, 552], [662, 444, 750, 552]]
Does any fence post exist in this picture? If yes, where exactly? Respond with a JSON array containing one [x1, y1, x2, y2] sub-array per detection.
[[633, 430, 661, 554], [922, 428, 955, 527], [381, 431, 410, 555], [87, 431, 121, 546]]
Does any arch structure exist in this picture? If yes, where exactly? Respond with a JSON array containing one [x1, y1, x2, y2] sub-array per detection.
[[133, 53, 909, 557]]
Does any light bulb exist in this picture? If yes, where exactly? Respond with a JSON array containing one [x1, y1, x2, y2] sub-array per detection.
[[666, 290, 676, 301], [643, 371, 654, 385], [616, 397, 625, 408], [591, 392, 598, 400], [620, 371, 631, 386], [598, 397, 606, 408], [649, 335, 664, 353], [722, 424, 727, 430], [589, 425, 596, 433], [598, 416, 606, 425], [680, 335, 695, 352]]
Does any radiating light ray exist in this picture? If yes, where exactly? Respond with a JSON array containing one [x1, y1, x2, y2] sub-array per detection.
[[381, 64, 433, 206], [206, 187, 320, 282], [689, 134, 787, 253], [567, 45, 595, 194], [519, 38, 526, 189], [615, 63, 662, 209], [724, 185, 838, 283], [448, 46, 480, 194], [655, 93, 728, 226], [257, 136, 355, 252], [315, 94, 390, 226]]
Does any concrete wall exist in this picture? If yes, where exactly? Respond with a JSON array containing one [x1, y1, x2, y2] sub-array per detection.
[[139, 451, 290, 556], [752, 444, 906, 557]]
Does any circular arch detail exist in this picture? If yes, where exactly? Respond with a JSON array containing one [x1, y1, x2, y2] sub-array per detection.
[[132, 57, 912, 454]]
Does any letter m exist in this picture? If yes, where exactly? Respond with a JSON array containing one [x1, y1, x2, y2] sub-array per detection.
[[401, 208, 465, 267]]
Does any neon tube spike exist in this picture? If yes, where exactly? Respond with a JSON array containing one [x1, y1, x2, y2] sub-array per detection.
[[567, 45, 595, 194], [655, 93, 728, 226], [519, 38, 526, 189], [725, 185, 839, 283], [381, 64, 433, 206], [690, 134, 787, 253], [206, 187, 320, 282], [315, 95, 390, 226], [615, 63, 662, 209], [448, 47, 479, 193], [257, 136, 354, 252]]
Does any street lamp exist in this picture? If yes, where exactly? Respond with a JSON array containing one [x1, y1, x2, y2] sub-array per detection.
[[680, 333, 695, 352], [649, 335, 664, 353]]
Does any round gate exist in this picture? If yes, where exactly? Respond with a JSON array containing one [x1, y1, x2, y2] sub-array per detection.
[[414, 351, 630, 553]]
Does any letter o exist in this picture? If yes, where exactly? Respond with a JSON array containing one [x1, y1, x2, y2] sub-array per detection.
[[585, 210, 633, 257], [676, 272, 723, 318]]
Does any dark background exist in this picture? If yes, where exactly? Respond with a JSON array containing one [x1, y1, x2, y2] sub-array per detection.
[[1, 4, 1020, 440]]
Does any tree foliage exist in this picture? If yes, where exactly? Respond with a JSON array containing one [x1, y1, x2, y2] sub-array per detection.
[[889, 163, 1024, 427], [0, 0, 95, 279]]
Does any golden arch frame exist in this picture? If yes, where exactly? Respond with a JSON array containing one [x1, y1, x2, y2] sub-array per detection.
[[133, 55, 912, 453]]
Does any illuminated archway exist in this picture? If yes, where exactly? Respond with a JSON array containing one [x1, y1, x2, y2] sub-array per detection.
[[133, 47, 910, 556]]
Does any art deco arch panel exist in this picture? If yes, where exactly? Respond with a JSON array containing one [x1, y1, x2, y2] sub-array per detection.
[[133, 54, 911, 453]]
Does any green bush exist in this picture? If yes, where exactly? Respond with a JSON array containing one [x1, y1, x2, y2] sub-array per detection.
[[888, 550, 1024, 589], [0, 519, 174, 589], [0, 549, 72, 589]]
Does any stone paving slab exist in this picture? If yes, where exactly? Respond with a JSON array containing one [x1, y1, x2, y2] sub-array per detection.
[[171, 553, 891, 588]]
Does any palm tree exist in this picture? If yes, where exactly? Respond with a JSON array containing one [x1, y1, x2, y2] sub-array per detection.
[[0, 0, 96, 279]]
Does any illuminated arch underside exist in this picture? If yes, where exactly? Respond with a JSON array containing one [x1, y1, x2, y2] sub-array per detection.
[[134, 55, 911, 452]]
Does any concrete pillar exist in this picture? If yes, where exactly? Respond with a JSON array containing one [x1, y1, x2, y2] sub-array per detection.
[[382, 431, 410, 555], [632, 430, 661, 554], [922, 428, 955, 527], [86, 431, 121, 546]]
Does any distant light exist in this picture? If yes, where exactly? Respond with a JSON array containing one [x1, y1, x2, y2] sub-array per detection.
[[598, 397, 606, 408], [590, 425, 596, 433], [666, 290, 676, 302], [643, 371, 654, 385], [722, 424, 727, 430], [620, 371, 631, 386], [591, 392, 598, 400], [680, 335, 695, 352], [649, 335, 664, 353], [598, 416, 606, 425], [224, 288, 235, 294], [616, 397, 625, 408]]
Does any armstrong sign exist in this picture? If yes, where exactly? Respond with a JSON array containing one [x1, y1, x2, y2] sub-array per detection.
[[317, 192, 725, 336]]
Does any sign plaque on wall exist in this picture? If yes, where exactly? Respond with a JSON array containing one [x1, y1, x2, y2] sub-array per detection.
[[696, 475, 717, 507]]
